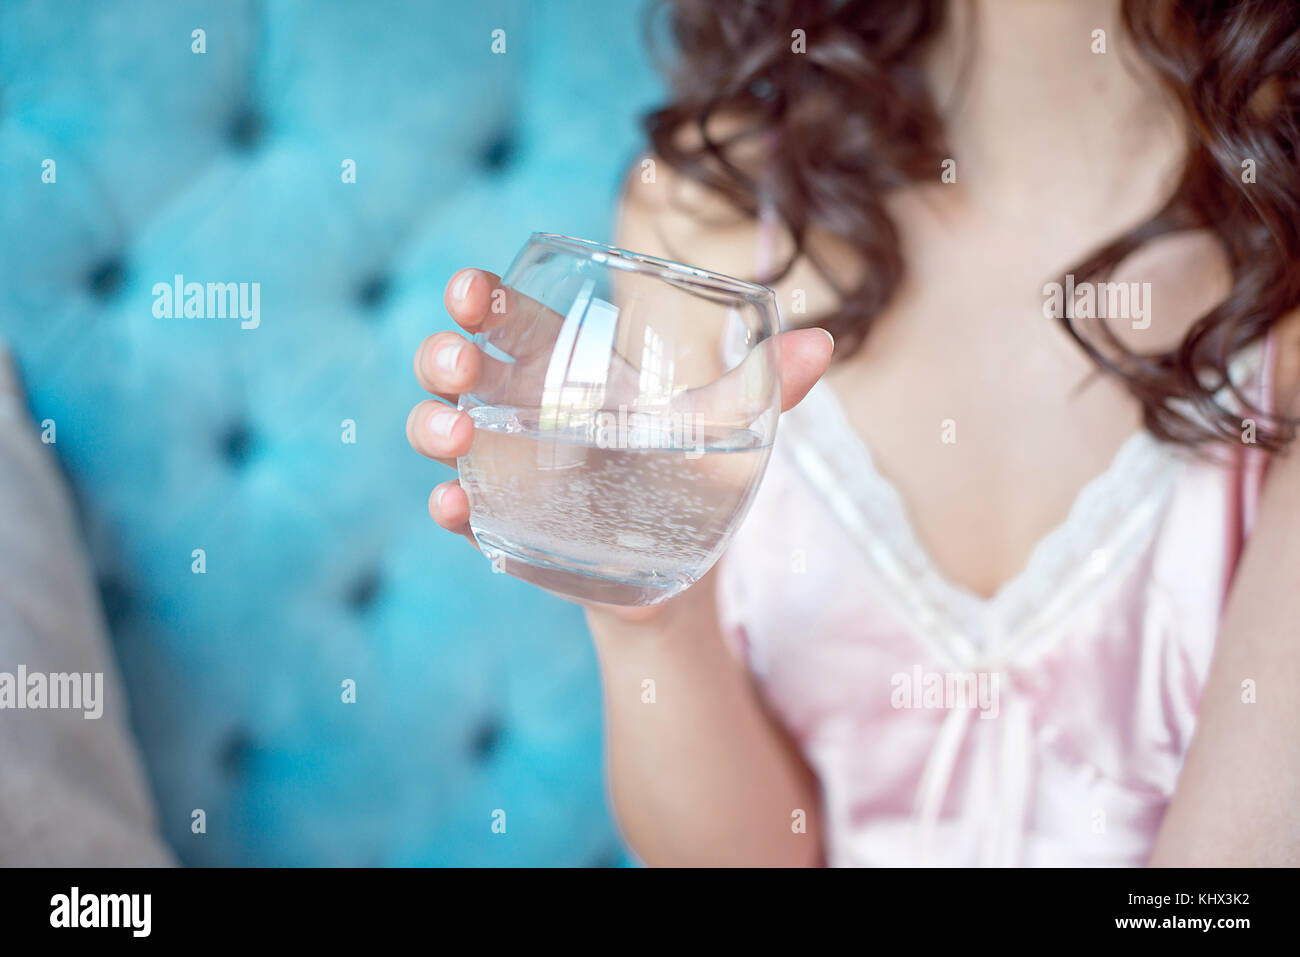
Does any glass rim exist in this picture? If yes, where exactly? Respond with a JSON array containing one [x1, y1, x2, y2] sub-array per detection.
[[529, 232, 776, 301]]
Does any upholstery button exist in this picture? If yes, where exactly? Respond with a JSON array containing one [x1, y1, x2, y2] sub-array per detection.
[[97, 574, 133, 632], [86, 258, 126, 299], [220, 422, 256, 465], [589, 847, 622, 868], [227, 108, 265, 152], [346, 569, 382, 609], [356, 274, 390, 310], [469, 718, 502, 759], [478, 129, 515, 173], [218, 728, 256, 779]]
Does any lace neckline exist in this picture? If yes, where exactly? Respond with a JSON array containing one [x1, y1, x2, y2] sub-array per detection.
[[781, 379, 1197, 664], [778, 333, 1268, 664], [780, 377, 1198, 664]]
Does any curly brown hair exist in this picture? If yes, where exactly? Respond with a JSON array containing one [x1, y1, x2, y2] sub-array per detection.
[[645, 0, 1300, 449]]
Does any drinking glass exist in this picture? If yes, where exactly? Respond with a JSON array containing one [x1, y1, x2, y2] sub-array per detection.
[[457, 233, 781, 606]]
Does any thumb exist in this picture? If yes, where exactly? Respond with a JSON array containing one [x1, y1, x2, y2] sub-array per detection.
[[636, 325, 835, 428], [779, 327, 835, 412]]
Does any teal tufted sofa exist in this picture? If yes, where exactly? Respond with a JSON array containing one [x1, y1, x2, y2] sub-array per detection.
[[0, 0, 662, 865]]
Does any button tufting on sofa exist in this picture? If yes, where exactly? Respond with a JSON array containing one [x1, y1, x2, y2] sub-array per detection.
[[218, 728, 257, 780], [345, 569, 382, 610], [588, 846, 623, 868], [3, 0, 660, 867], [97, 575, 134, 634], [219, 423, 256, 467], [355, 274, 391, 311], [477, 129, 516, 174], [226, 108, 265, 152], [86, 258, 127, 300], [468, 718, 502, 759]]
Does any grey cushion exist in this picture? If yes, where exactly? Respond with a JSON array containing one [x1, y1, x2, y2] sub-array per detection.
[[0, 346, 172, 866]]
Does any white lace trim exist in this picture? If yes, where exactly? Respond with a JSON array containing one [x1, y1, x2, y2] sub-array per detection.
[[777, 341, 1266, 667]]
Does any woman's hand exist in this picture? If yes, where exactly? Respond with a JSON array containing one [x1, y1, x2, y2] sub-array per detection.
[[406, 266, 834, 624], [411, 265, 832, 864]]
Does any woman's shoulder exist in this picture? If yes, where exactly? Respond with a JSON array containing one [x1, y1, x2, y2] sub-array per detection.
[[615, 150, 768, 279]]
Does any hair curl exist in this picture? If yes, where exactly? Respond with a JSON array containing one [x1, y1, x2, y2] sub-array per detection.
[[645, 0, 1300, 449]]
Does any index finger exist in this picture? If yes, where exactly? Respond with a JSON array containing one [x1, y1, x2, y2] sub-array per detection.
[[444, 268, 503, 332]]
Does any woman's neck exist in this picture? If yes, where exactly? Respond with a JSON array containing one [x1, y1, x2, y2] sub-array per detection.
[[926, 0, 1186, 228]]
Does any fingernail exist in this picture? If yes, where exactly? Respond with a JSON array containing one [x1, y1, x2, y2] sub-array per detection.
[[818, 328, 835, 352], [434, 485, 448, 510], [451, 271, 474, 302], [429, 410, 460, 439], [436, 343, 463, 373]]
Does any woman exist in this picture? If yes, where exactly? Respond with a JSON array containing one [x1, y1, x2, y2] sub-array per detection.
[[407, 0, 1300, 866]]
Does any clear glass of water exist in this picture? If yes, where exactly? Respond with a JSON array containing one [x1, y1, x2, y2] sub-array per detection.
[[457, 233, 782, 606]]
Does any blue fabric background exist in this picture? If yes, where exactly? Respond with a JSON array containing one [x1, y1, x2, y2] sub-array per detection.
[[0, 0, 663, 865]]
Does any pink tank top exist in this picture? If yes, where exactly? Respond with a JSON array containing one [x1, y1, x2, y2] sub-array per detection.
[[717, 214, 1276, 866]]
